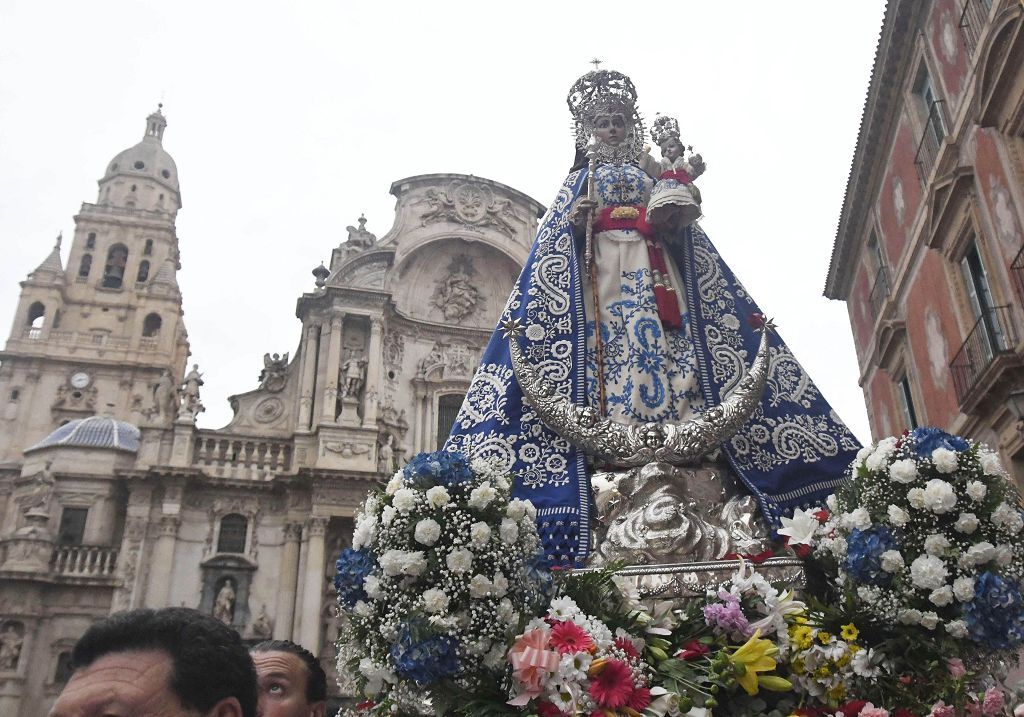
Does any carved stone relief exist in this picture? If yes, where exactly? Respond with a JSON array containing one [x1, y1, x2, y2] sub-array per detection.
[[258, 353, 289, 393], [431, 256, 481, 322], [417, 342, 479, 380], [383, 332, 404, 374], [254, 397, 286, 424], [419, 181, 523, 237], [0, 620, 24, 671]]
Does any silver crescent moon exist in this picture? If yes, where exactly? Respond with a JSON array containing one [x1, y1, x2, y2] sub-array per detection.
[[507, 321, 773, 467]]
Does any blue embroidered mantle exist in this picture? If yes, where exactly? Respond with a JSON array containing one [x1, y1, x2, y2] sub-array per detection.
[[446, 168, 861, 565]]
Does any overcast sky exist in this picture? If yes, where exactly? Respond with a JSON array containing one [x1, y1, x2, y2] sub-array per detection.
[[0, 1, 886, 443]]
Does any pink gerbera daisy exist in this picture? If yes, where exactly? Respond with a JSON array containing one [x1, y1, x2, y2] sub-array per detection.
[[550, 620, 594, 655], [588, 658, 634, 709], [627, 686, 652, 712], [614, 636, 640, 659]]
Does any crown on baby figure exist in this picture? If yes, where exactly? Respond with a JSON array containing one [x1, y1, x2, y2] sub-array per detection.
[[650, 115, 681, 146]]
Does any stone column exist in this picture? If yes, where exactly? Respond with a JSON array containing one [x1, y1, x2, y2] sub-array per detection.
[[362, 318, 384, 427], [297, 517, 328, 652], [320, 315, 344, 423], [143, 517, 180, 607], [273, 522, 303, 640], [297, 324, 320, 430]]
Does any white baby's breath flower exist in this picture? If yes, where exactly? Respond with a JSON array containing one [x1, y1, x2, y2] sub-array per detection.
[[354, 600, 373, 617], [995, 543, 1014, 566], [924, 534, 951, 556], [469, 521, 492, 547], [392, 488, 418, 514], [910, 554, 948, 590], [919, 611, 939, 630], [889, 459, 919, 484], [499, 518, 519, 544], [492, 571, 509, 598], [880, 550, 905, 573], [422, 588, 450, 614], [385, 471, 405, 495], [929, 586, 954, 607], [445, 547, 474, 574], [966, 480, 988, 502], [496, 598, 515, 624], [414, 518, 441, 546], [887, 504, 910, 526], [830, 536, 848, 558], [908, 487, 926, 509], [953, 576, 975, 602], [931, 447, 959, 474], [923, 479, 958, 514], [955, 512, 979, 534], [469, 574, 493, 598], [946, 619, 969, 638], [468, 483, 497, 510]]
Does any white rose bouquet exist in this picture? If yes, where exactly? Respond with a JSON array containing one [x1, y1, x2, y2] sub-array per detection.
[[814, 427, 1024, 650], [334, 450, 548, 712]]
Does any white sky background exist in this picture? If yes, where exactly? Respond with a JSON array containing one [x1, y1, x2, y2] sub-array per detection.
[[0, 0, 886, 443]]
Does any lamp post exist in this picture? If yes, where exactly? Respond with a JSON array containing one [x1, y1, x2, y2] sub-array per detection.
[[1006, 389, 1024, 433]]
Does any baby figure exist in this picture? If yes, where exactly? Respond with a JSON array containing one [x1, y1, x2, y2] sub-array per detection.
[[646, 114, 704, 231]]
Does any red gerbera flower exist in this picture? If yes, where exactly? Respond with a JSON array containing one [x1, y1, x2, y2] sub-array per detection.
[[627, 686, 652, 712], [536, 701, 569, 717], [675, 640, 710, 661], [550, 620, 595, 655], [614, 636, 640, 659], [840, 701, 868, 717], [588, 658, 634, 709]]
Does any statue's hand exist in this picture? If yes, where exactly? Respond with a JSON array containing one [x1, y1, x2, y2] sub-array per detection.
[[569, 197, 598, 228]]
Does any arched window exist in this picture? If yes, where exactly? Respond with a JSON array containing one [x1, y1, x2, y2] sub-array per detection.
[[78, 253, 92, 279], [435, 393, 465, 450], [86, 233, 96, 250], [142, 313, 162, 337], [143, 239, 154, 256], [136, 260, 150, 283], [217, 514, 248, 554], [27, 302, 45, 330], [102, 244, 129, 289]]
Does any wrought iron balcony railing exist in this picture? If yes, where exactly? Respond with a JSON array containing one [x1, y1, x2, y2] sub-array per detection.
[[958, 0, 990, 58], [869, 265, 891, 319], [914, 99, 947, 184], [950, 304, 1019, 402], [1012, 245, 1024, 304]]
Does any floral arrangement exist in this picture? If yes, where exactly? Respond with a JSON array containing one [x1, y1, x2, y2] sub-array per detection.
[[333, 450, 548, 713], [801, 427, 1024, 649], [506, 595, 655, 715]]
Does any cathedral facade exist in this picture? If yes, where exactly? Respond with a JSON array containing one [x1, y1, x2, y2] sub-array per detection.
[[0, 108, 542, 715]]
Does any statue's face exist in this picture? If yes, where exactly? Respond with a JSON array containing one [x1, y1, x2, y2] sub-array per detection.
[[661, 138, 684, 162], [593, 112, 630, 146]]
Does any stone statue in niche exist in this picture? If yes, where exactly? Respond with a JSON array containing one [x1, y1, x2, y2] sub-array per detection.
[[250, 604, 272, 639], [344, 214, 377, 250], [0, 621, 24, 671], [341, 355, 366, 399], [213, 577, 236, 624], [377, 433, 395, 474], [259, 352, 289, 393], [178, 364, 205, 421], [23, 460, 55, 515], [149, 370, 175, 419], [432, 257, 482, 322]]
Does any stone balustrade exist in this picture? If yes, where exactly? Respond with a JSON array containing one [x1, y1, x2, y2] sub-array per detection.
[[51, 545, 118, 577], [192, 432, 293, 480]]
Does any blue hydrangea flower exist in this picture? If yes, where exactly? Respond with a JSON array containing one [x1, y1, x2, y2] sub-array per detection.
[[844, 526, 898, 586], [390, 623, 459, 685], [403, 450, 474, 489], [963, 571, 1024, 649], [334, 548, 375, 608], [909, 427, 970, 457]]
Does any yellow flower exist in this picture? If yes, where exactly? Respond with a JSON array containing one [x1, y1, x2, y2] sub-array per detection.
[[827, 683, 847, 703], [729, 630, 779, 696], [835, 651, 851, 668], [814, 665, 831, 678], [840, 623, 859, 641], [791, 658, 806, 675], [817, 631, 832, 644], [790, 625, 813, 649]]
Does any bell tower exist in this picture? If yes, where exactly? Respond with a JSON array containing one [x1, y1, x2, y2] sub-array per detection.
[[0, 107, 190, 462]]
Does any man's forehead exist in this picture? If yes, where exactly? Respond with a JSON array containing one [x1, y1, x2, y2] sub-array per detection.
[[52, 650, 174, 715], [252, 650, 307, 676]]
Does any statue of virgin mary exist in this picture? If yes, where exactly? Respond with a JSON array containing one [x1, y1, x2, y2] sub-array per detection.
[[446, 68, 861, 566]]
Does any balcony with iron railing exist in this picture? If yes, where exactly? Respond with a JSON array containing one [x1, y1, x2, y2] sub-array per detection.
[[950, 304, 1019, 403], [1012, 245, 1024, 304], [192, 432, 294, 480], [914, 99, 947, 184], [958, 0, 991, 57], [51, 545, 118, 578], [869, 265, 891, 319]]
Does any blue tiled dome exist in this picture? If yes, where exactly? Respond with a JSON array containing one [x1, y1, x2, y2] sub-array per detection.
[[27, 416, 140, 453]]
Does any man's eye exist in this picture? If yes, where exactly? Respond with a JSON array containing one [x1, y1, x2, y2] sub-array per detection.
[[268, 684, 284, 694]]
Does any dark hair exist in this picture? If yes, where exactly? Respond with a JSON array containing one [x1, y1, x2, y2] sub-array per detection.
[[71, 607, 257, 717], [251, 639, 328, 703]]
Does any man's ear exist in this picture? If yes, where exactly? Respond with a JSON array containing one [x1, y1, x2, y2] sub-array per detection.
[[206, 697, 245, 717], [310, 700, 327, 717]]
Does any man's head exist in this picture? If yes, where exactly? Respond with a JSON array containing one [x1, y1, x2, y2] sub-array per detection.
[[250, 640, 327, 717], [50, 607, 257, 717]]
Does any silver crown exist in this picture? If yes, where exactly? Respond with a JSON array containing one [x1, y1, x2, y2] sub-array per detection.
[[650, 115, 681, 146], [566, 69, 645, 163]]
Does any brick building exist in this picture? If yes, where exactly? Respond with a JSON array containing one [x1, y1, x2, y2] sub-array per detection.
[[826, 0, 1024, 478]]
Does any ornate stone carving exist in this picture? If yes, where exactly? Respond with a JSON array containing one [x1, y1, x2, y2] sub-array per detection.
[[52, 383, 97, 414], [20, 461, 55, 515], [254, 397, 285, 424], [146, 370, 176, 420], [258, 353, 289, 393], [0, 621, 24, 671], [306, 517, 328, 537], [420, 181, 523, 237], [344, 215, 376, 250], [250, 604, 272, 639], [178, 364, 205, 423], [377, 433, 396, 474], [322, 441, 371, 458], [417, 342, 478, 380], [340, 354, 366, 399], [383, 332, 404, 373], [283, 522, 303, 541], [431, 257, 481, 322], [213, 577, 236, 624]]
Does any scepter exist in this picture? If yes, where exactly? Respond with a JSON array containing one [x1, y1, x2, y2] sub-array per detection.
[[584, 137, 608, 415]]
